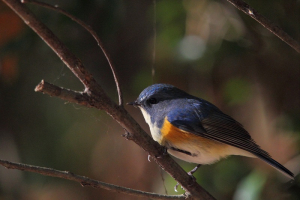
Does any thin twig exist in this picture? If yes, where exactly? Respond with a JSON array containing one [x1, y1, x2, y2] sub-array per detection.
[[0, 159, 185, 200], [225, 0, 300, 53], [34, 80, 95, 108], [22, 0, 123, 106]]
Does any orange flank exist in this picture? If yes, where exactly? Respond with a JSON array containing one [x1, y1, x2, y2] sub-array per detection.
[[160, 117, 247, 160], [160, 117, 216, 146]]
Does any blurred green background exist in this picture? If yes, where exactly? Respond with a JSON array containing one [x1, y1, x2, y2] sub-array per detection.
[[0, 0, 299, 199]]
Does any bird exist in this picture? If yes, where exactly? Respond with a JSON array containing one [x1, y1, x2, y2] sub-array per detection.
[[128, 83, 294, 179]]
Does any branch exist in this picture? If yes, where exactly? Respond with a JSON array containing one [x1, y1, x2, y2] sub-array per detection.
[[22, 0, 123, 106], [2, 0, 105, 95], [35, 80, 93, 107], [225, 0, 300, 53], [2, 0, 215, 199], [0, 159, 185, 200]]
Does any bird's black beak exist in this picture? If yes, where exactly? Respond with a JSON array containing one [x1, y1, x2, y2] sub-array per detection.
[[127, 101, 140, 108]]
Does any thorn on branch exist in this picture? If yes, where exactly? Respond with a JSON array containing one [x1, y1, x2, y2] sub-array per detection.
[[67, 171, 75, 176], [122, 129, 133, 140], [81, 181, 91, 187], [248, 8, 253, 16]]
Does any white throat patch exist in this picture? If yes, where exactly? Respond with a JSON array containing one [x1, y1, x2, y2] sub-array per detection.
[[140, 107, 162, 144]]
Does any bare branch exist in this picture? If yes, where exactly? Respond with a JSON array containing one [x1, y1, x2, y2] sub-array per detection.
[[0, 159, 186, 200], [23, 0, 123, 106], [225, 0, 300, 53], [2, 1, 216, 199], [35, 80, 94, 108]]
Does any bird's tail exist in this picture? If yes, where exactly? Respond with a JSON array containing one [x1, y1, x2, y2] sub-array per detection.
[[253, 152, 294, 179]]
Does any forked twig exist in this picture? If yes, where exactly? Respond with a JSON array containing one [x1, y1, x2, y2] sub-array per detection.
[[22, 0, 123, 105], [1, 1, 216, 199]]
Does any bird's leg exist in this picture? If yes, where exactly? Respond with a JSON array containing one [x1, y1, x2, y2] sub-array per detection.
[[188, 164, 201, 176], [174, 164, 201, 192]]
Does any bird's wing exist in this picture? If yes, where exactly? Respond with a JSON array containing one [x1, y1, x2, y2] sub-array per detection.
[[167, 99, 294, 178]]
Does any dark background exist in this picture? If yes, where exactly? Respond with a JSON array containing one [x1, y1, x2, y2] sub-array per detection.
[[0, 0, 299, 199]]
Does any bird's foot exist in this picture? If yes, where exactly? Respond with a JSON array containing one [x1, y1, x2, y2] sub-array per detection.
[[174, 164, 201, 192]]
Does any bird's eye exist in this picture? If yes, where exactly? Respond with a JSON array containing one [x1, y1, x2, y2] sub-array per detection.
[[148, 98, 158, 104]]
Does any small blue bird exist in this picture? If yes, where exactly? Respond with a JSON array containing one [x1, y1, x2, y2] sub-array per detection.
[[128, 83, 294, 179]]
